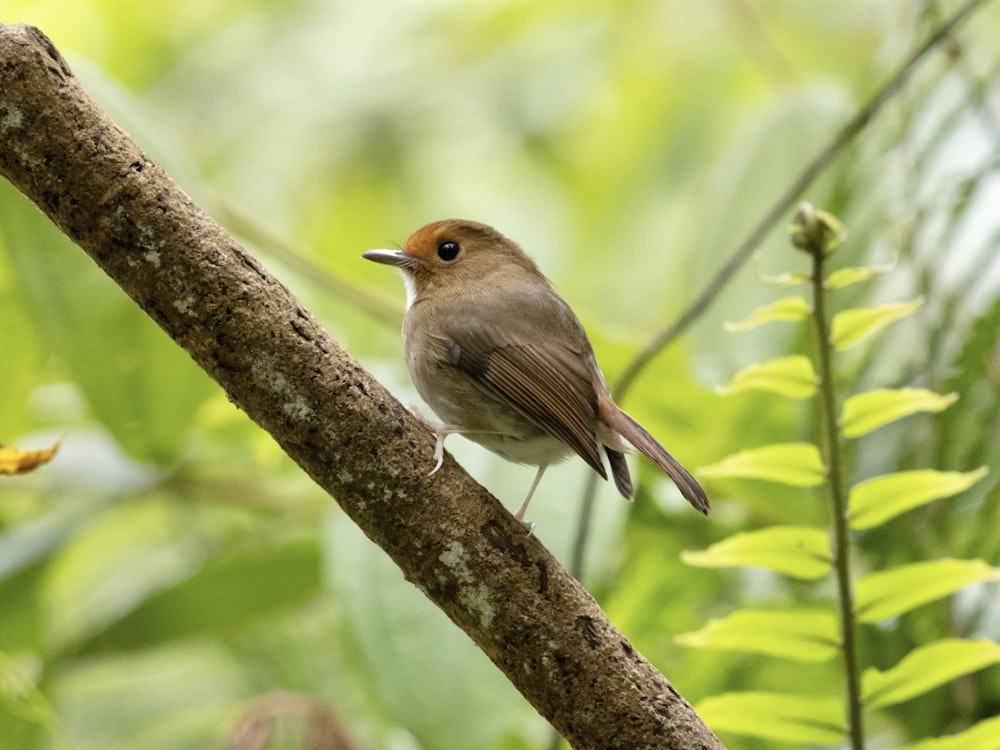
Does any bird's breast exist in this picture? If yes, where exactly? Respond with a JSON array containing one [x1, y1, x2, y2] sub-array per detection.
[[402, 302, 572, 467]]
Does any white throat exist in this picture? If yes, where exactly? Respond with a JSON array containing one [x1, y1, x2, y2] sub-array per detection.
[[400, 270, 418, 310]]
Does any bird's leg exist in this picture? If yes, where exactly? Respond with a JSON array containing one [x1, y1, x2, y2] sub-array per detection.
[[406, 405, 545, 533], [428, 424, 465, 475], [513, 464, 547, 533], [405, 404, 470, 475]]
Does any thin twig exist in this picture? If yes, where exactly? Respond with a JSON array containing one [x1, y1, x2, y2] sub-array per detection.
[[613, 0, 990, 403], [568, 0, 992, 586], [216, 198, 405, 327]]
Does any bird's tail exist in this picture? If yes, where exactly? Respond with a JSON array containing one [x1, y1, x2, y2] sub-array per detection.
[[599, 400, 710, 515]]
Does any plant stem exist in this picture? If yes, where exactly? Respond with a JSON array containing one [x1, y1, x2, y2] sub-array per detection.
[[613, 0, 990, 403], [799, 206, 864, 749]]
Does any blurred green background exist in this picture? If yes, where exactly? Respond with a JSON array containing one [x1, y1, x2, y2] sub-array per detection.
[[2, 0, 999, 748]]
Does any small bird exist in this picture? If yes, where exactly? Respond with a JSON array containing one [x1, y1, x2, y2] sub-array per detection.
[[363, 219, 709, 526]]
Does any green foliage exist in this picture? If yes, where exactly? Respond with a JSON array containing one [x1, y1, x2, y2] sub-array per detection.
[[323, 517, 541, 750], [830, 298, 925, 351], [862, 639, 1000, 710], [699, 443, 826, 486], [841, 388, 959, 439], [898, 716, 1000, 750], [0, 178, 216, 465], [80, 536, 323, 654], [681, 526, 831, 580], [849, 468, 988, 529], [855, 559, 997, 623], [824, 262, 895, 290], [0, 652, 58, 750], [723, 296, 812, 331], [697, 691, 844, 744], [715, 355, 818, 399], [681, 205, 996, 748], [675, 609, 838, 662], [2, 2, 999, 749]]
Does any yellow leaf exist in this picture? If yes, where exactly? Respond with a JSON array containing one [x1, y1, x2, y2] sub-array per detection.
[[0, 439, 62, 475], [699, 443, 825, 487], [841, 388, 959, 438], [716, 356, 817, 399], [676, 609, 838, 662], [856, 559, 997, 622], [899, 716, 1000, 750], [825, 262, 895, 290], [849, 468, 988, 530], [725, 297, 811, 332], [863, 639, 1000, 709], [697, 691, 844, 744], [831, 298, 924, 350], [682, 526, 831, 579], [756, 269, 811, 287]]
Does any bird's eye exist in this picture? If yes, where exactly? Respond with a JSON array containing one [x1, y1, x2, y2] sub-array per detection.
[[437, 241, 461, 261]]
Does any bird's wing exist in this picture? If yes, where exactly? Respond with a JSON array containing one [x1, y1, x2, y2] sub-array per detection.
[[442, 295, 606, 478]]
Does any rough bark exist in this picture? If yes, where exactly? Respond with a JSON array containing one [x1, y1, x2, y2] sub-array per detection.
[[0, 24, 723, 750]]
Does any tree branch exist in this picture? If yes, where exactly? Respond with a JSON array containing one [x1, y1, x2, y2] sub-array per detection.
[[0, 24, 723, 750]]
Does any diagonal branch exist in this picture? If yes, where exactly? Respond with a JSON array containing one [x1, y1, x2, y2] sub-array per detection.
[[0, 24, 723, 750]]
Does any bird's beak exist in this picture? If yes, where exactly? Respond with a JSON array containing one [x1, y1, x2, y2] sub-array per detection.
[[362, 249, 418, 269]]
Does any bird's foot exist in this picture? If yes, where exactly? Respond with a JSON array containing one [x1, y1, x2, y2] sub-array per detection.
[[511, 464, 547, 534], [405, 404, 459, 477], [430, 430, 447, 475]]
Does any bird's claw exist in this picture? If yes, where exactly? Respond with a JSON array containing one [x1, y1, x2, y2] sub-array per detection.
[[405, 404, 452, 476], [429, 431, 446, 476]]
